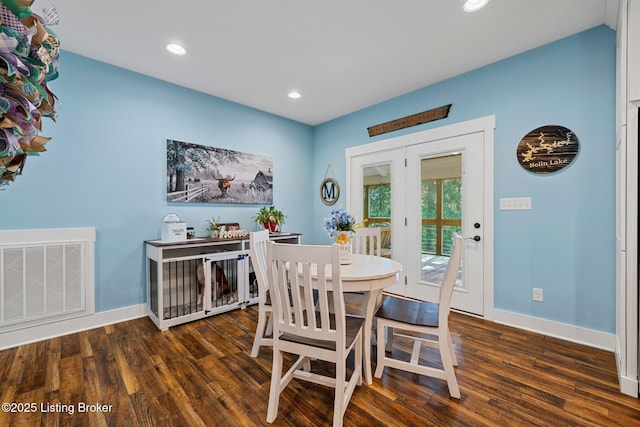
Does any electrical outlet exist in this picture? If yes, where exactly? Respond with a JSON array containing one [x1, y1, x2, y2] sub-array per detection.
[[533, 288, 543, 302]]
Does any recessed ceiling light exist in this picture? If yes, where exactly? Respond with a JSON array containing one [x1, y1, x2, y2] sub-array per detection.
[[288, 91, 302, 99], [463, 0, 489, 12], [166, 43, 187, 56]]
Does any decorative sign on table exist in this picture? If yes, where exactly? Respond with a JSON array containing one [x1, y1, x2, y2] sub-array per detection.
[[367, 104, 451, 137], [516, 125, 579, 174], [217, 223, 249, 239]]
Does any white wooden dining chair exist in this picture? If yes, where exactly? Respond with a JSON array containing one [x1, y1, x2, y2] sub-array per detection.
[[374, 234, 463, 398], [249, 230, 272, 357], [347, 227, 383, 319], [352, 226, 382, 256], [266, 242, 363, 427]]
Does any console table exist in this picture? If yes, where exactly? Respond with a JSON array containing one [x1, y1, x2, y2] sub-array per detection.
[[145, 232, 300, 330]]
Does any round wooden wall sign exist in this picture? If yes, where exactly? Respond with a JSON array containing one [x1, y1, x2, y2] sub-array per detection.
[[516, 125, 579, 174]]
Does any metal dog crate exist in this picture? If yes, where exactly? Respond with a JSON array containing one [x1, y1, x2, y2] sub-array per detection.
[[146, 233, 300, 330]]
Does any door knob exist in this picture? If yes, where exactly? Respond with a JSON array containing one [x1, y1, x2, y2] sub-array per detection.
[[466, 235, 481, 242], [474, 223, 481, 229]]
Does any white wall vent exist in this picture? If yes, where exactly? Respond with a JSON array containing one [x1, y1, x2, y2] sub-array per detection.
[[0, 228, 95, 333]]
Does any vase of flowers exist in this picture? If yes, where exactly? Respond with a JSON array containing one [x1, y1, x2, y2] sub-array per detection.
[[207, 217, 220, 238], [323, 208, 357, 264]]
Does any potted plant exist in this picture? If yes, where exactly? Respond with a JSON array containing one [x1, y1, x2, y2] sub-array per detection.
[[253, 205, 286, 232], [207, 217, 220, 238]]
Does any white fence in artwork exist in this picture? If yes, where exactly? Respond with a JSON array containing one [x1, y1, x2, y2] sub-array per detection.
[[0, 228, 95, 333], [167, 183, 208, 202]]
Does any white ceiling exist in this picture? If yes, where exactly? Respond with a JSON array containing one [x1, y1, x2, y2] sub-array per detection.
[[35, 0, 618, 125]]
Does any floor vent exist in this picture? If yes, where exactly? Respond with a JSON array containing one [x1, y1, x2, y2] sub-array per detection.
[[0, 228, 95, 333]]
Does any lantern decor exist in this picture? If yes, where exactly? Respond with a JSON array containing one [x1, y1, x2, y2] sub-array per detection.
[[0, 0, 60, 188]]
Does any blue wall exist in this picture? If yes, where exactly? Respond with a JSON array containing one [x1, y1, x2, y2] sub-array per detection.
[[311, 26, 616, 333], [1, 52, 314, 312], [1, 26, 616, 334]]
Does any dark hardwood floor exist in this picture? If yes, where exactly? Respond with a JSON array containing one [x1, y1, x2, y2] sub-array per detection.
[[1, 304, 639, 426]]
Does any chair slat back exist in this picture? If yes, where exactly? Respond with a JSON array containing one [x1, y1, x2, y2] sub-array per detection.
[[267, 242, 344, 345], [380, 226, 391, 250], [353, 227, 382, 256], [439, 234, 463, 326], [249, 230, 270, 305]]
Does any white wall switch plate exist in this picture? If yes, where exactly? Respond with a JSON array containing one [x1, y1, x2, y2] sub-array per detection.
[[533, 288, 543, 302], [500, 197, 532, 210]]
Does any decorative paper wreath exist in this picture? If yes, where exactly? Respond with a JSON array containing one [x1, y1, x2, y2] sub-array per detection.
[[0, 0, 60, 188]]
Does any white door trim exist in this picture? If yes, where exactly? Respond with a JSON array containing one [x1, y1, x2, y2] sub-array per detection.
[[346, 115, 495, 320]]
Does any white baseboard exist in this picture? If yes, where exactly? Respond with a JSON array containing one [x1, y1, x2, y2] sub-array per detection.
[[0, 304, 147, 351], [493, 309, 616, 352], [615, 337, 639, 397], [619, 374, 639, 397]]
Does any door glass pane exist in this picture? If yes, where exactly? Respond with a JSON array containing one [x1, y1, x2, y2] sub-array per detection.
[[442, 226, 461, 255], [422, 181, 437, 219], [421, 224, 437, 253], [420, 154, 462, 284], [442, 178, 462, 255], [362, 164, 392, 258], [442, 178, 461, 219], [368, 185, 390, 218]]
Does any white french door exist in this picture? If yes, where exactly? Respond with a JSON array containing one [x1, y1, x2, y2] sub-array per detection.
[[406, 133, 484, 315], [349, 149, 406, 294], [347, 116, 494, 317]]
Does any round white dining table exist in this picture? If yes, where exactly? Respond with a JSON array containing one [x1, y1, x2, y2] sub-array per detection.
[[303, 254, 402, 384]]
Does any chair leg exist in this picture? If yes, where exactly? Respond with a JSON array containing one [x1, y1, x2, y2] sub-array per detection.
[[333, 360, 346, 427], [385, 326, 395, 352], [267, 348, 283, 423], [375, 322, 385, 378], [265, 312, 273, 336], [447, 331, 458, 366], [251, 308, 268, 357], [356, 335, 363, 386], [410, 340, 421, 365], [439, 337, 460, 399]]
